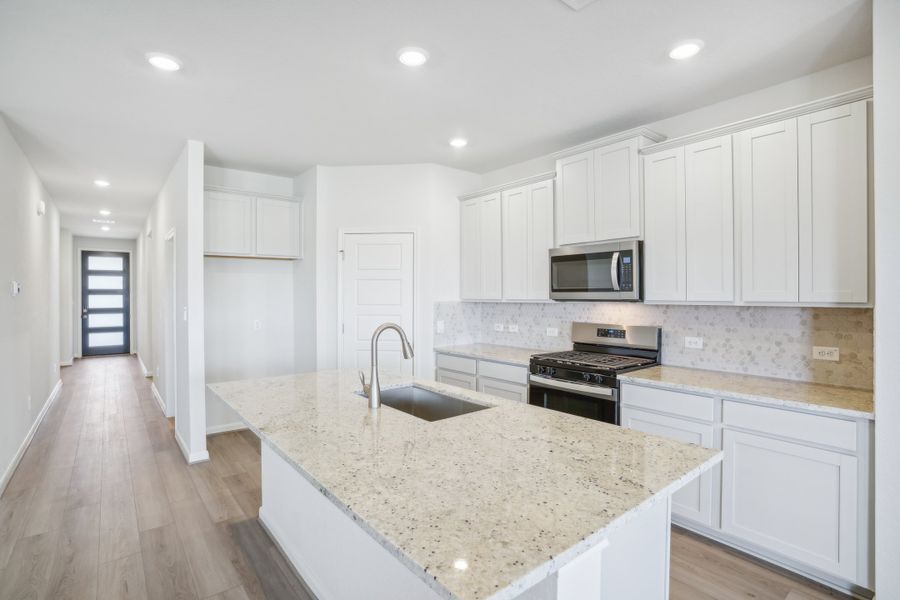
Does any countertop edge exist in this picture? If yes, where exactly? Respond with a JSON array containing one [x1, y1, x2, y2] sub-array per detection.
[[433, 345, 540, 368], [617, 374, 875, 421]]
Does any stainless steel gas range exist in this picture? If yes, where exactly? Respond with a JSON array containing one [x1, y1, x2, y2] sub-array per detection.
[[528, 322, 662, 425]]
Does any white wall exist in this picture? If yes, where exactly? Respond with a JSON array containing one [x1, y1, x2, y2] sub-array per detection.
[[59, 228, 73, 366], [873, 0, 899, 595], [312, 164, 481, 377], [0, 114, 61, 492], [142, 140, 208, 463], [480, 57, 873, 187], [203, 165, 300, 432], [72, 235, 137, 357], [293, 168, 318, 373]]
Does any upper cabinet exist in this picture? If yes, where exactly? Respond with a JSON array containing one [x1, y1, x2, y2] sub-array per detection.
[[204, 188, 303, 259], [643, 148, 686, 302], [460, 193, 502, 300], [555, 131, 663, 245]]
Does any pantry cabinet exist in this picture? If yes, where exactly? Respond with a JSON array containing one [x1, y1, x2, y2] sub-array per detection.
[[501, 179, 554, 300], [204, 188, 302, 259], [460, 193, 502, 300]]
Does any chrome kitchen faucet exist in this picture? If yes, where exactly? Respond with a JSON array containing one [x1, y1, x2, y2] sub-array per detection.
[[361, 322, 414, 409]]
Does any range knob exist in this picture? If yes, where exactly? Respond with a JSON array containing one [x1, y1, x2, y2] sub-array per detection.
[[537, 366, 547, 375], [582, 372, 592, 382], [549, 368, 557, 377]]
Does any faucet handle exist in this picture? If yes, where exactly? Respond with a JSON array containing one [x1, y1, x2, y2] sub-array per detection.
[[358, 371, 371, 397]]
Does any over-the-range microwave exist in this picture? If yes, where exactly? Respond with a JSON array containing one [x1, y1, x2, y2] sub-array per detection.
[[549, 240, 642, 301]]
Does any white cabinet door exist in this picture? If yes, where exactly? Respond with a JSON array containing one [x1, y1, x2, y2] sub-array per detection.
[[685, 135, 734, 302], [204, 190, 254, 255], [595, 137, 641, 241], [256, 198, 301, 258], [737, 120, 799, 302], [480, 193, 503, 300], [528, 179, 555, 300], [643, 148, 686, 302], [460, 198, 482, 300], [556, 150, 595, 245], [721, 429, 858, 581], [798, 100, 868, 303], [436, 369, 476, 390], [502, 186, 530, 300], [477, 377, 528, 402], [621, 407, 717, 527]]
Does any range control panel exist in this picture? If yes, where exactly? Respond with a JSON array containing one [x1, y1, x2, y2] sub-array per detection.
[[598, 328, 626, 339]]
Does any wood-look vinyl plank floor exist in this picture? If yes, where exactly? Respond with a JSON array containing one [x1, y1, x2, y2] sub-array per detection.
[[0, 355, 856, 600]]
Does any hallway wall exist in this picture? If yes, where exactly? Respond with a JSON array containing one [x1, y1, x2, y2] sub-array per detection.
[[0, 115, 62, 492]]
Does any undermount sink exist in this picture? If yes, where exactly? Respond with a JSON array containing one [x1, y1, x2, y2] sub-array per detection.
[[371, 385, 492, 422]]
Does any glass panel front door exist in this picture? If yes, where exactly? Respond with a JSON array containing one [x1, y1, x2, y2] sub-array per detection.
[[81, 250, 130, 356]]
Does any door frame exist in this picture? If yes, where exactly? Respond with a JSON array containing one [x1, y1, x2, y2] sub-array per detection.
[[336, 229, 417, 376], [75, 246, 134, 358], [164, 228, 177, 418]]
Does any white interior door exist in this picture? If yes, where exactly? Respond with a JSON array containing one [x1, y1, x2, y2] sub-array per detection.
[[340, 233, 415, 377]]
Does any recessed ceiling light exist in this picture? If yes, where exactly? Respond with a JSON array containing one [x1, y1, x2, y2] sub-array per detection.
[[101, 226, 110, 232], [397, 47, 429, 67], [99, 209, 111, 216], [449, 137, 468, 149], [669, 39, 704, 60], [146, 52, 182, 72], [92, 218, 116, 224], [94, 179, 110, 188]]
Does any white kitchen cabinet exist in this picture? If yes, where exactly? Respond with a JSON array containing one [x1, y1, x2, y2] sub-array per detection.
[[204, 190, 254, 256], [621, 406, 717, 527], [643, 148, 686, 302], [502, 179, 554, 300], [478, 377, 528, 402], [736, 119, 800, 302], [256, 197, 301, 258], [555, 151, 595, 245], [685, 135, 734, 302], [436, 369, 477, 390], [435, 352, 529, 401], [721, 428, 859, 581], [798, 100, 868, 303], [460, 193, 502, 300]]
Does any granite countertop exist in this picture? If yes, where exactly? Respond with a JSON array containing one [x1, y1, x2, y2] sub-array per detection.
[[434, 343, 544, 367], [208, 370, 721, 600], [619, 365, 874, 420]]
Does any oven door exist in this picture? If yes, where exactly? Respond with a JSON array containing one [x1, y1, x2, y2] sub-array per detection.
[[528, 375, 619, 425], [549, 241, 639, 301]]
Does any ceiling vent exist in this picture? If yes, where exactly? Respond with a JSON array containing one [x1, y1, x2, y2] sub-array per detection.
[[559, 0, 599, 10]]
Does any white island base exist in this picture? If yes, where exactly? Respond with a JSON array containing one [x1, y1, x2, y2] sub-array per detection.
[[258, 443, 676, 600]]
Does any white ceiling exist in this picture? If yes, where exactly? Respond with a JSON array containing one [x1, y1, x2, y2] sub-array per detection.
[[0, 0, 871, 238]]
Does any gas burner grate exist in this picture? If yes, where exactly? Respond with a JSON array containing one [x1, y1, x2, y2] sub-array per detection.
[[535, 351, 654, 370]]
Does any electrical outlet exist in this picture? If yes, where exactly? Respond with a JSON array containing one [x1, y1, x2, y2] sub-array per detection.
[[508, 324, 519, 333], [685, 336, 704, 350], [493, 323, 504, 332], [435, 320, 445, 334], [10, 280, 21, 297], [253, 319, 262, 331], [813, 346, 840, 362], [546, 327, 559, 337]]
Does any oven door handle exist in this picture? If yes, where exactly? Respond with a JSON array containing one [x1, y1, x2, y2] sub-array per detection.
[[529, 375, 616, 399]]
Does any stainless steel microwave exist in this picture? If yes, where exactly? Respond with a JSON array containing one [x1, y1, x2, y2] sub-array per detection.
[[549, 241, 642, 301]]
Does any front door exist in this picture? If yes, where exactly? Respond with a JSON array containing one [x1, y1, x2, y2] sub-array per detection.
[[81, 251, 130, 356]]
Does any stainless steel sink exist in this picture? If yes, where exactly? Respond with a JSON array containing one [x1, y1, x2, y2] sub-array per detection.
[[375, 385, 491, 422]]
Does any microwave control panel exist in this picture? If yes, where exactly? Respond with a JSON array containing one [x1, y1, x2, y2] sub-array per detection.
[[620, 254, 634, 290]]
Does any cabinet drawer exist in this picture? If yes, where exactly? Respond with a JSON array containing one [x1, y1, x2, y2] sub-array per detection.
[[436, 353, 477, 375], [478, 377, 528, 402], [620, 383, 715, 422], [722, 400, 856, 452], [436, 369, 476, 390], [478, 360, 528, 385]]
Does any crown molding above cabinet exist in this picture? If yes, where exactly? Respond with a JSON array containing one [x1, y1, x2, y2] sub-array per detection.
[[458, 171, 556, 201]]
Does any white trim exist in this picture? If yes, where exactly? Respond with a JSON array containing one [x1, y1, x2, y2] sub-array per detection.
[[642, 86, 873, 154], [458, 171, 556, 201], [0, 379, 62, 495], [175, 428, 209, 464], [550, 126, 667, 159], [59, 361, 73, 367], [204, 183, 301, 203], [137, 354, 152, 378], [74, 244, 136, 358], [150, 381, 166, 416], [206, 422, 248, 435]]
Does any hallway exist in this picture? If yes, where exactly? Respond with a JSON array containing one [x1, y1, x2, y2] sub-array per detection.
[[0, 356, 310, 600]]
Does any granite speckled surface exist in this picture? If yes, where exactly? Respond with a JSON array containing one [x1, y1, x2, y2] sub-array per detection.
[[619, 365, 874, 419], [434, 343, 541, 367], [208, 370, 721, 600]]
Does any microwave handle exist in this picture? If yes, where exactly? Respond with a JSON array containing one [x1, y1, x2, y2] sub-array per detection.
[[610, 251, 620, 291]]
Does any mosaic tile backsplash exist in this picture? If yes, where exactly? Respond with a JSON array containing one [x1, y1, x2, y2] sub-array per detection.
[[434, 302, 873, 390]]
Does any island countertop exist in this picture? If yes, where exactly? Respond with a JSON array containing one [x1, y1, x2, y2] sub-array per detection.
[[207, 370, 721, 600]]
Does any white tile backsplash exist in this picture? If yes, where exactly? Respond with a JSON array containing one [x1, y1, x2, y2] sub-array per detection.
[[434, 302, 873, 390]]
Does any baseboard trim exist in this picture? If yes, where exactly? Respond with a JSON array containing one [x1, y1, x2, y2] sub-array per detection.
[[0, 379, 63, 496], [174, 429, 209, 465], [150, 382, 166, 416], [206, 422, 248, 435], [59, 361, 73, 368], [137, 355, 152, 378]]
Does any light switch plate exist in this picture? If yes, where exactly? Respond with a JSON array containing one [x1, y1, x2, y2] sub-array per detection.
[[546, 327, 559, 337], [508, 324, 519, 333], [435, 320, 445, 334], [494, 323, 504, 332], [813, 346, 840, 362], [685, 336, 704, 350]]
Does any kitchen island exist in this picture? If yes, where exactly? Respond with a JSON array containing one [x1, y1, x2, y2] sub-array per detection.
[[207, 370, 721, 600]]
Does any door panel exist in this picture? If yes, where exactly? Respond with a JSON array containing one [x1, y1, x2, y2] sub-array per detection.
[[81, 250, 130, 356], [556, 151, 595, 245], [643, 148, 686, 302]]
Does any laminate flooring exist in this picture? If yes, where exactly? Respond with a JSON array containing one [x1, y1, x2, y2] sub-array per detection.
[[0, 355, 855, 600]]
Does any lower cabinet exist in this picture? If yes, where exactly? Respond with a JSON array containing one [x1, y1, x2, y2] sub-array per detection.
[[620, 406, 717, 527], [435, 352, 529, 402], [436, 369, 476, 390], [477, 377, 528, 402]]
